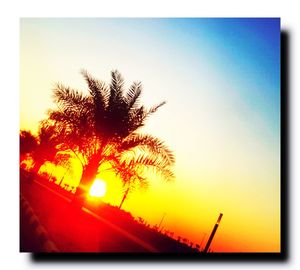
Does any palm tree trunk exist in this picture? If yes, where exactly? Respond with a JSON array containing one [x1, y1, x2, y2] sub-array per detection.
[[58, 166, 69, 186], [119, 187, 130, 209], [48, 166, 55, 181], [32, 160, 43, 175], [72, 154, 102, 207], [72, 138, 109, 207]]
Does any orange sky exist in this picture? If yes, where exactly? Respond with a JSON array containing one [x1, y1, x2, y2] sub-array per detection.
[[20, 18, 280, 252]]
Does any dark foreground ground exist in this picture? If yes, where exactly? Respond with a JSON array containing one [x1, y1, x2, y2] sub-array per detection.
[[20, 169, 199, 253]]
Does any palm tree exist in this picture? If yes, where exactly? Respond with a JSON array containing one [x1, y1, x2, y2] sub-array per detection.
[[57, 159, 73, 188], [22, 122, 63, 175], [47, 70, 175, 206], [47, 152, 72, 182], [114, 157, 150, 209], [20, 130, 38, 163], [109, 134, 175, 209]]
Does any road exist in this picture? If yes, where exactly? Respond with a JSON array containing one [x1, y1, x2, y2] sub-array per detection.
[[20, 177, 158, 252]]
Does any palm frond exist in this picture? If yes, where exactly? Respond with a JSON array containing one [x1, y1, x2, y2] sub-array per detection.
[[125, 152, 174, 181], [118, 133, 175, 166], [111, 150, 174, 190], [109, 70, 125, 103], [125, 81, 142, 110], [81, 69, 110, 111], [148, 101, 166, 114], [53, 83, 91, 111], [126, 101, 166, 133], [111, 158, 150, 189], [55, 152, 71, 164]]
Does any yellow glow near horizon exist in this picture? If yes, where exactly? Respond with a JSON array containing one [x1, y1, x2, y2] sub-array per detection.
[[20, 19, 280, 252], [89, 179, 107, 198]]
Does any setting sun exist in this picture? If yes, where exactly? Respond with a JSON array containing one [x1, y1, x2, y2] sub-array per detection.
[[20, 18, 280, 254], [89, 179, 107, 198]]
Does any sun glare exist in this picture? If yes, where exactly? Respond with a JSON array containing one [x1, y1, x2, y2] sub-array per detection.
[[89, 179, 106, 198]]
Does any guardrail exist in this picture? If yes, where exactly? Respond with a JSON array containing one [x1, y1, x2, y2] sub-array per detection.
[[20, 193, 59, 252]]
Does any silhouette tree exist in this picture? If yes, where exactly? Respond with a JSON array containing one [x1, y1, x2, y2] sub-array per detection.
[[20, 130, 38, 163], [20, 122, 63, 175], [111, 144, 174, 209], [57, 159, 73, 188], [47, 70, 175, 206], [114, 158, 149, 210], [47, 152, 72, 182]]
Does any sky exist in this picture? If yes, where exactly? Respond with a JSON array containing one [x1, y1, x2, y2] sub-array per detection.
[[20, 18, 280, 252]]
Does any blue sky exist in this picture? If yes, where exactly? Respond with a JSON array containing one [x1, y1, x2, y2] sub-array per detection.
[[20, 18, 280, 251]]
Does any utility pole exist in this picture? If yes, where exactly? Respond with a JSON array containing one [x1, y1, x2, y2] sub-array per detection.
[[203, 213, 223, 253]]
